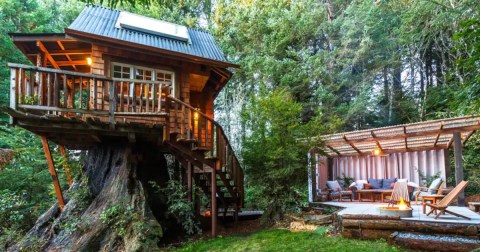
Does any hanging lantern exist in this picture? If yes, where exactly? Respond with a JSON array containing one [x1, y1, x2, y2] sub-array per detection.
[[372, 147, 383, 156]]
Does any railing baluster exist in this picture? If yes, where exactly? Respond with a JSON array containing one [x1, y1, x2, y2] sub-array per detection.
[[47, 73, 51, 107], [157, 84, 162, 112], [127, 83, 131, 112], [101, 80, 105, 110], [85, 78, 90, 110], [28, 70, 34, 98], [19, 68, 24, 104], [79, 77, 83, 109], [70, 76, 75, 109], [38, 71, 43, 106], [63, 74, 68, 108], [132, 83, 137, 112], [54, 73, 59, 108], [120, 82, 124, 112], [93, 78, 97, 110]]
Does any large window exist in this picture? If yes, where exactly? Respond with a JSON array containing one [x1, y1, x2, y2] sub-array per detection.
[[112, 62, 174, 98]]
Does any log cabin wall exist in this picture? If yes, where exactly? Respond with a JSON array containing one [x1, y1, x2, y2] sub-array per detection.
[[88, 43, 213, 135]]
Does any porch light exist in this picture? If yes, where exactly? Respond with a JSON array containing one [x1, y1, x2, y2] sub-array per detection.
[[193, 110, 199, 120], [372, 147, 383, 156], [86, 57, 92, 66]]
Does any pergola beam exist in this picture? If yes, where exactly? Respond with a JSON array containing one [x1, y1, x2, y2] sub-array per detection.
[[326, 145, 341, 156], [326, 124, 480, 147], [462, 131, 475, 146], [343, 135, 362, 154], [433, 123, 444, 146]]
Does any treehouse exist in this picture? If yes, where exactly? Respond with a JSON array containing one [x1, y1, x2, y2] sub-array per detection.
[[5, 6, 242, 236]]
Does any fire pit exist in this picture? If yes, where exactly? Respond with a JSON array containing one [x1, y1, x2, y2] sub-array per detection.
[[378, 197, 413, 218]]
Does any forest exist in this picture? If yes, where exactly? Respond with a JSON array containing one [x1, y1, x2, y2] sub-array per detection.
[[0, 0, 479, 250]]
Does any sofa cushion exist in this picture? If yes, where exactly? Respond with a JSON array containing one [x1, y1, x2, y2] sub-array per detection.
[[428, 178, 443, 194], [368, 178, 383, 189], [327, 180, 341, 191], [383, 178, 397, 189]]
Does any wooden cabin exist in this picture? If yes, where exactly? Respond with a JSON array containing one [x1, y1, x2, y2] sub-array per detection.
[[5, 6, 243, 236]]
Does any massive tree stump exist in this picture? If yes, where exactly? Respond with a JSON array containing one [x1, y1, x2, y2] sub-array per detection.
[[9, 143, 171, 251]]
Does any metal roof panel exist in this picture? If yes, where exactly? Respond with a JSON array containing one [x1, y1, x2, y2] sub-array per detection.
[[68, 6, 231, 65]]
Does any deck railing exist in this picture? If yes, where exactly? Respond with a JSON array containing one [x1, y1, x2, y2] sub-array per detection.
[[8, 63, 170, 125], [167, 96, 244, 206]]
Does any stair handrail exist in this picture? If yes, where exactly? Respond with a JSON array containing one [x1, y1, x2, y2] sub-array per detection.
[[166, 95, 244, 205]]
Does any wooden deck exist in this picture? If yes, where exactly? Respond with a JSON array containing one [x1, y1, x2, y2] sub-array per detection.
[[324, 201, 480, 224], [319, 201, 480, 251]]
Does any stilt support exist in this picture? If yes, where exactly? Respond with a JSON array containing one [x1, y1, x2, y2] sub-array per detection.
[[40, 136, 65, 210], [211, 169, 217, 237], [59, 145, 73, 186]]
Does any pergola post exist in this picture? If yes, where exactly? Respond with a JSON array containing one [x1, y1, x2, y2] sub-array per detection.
[[453, 132, 465, 206]]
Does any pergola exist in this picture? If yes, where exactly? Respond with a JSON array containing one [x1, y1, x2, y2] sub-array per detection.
[[309, 115, 480, 205]]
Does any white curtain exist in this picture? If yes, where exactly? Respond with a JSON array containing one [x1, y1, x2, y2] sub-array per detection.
[[331, 149, 448, 186]]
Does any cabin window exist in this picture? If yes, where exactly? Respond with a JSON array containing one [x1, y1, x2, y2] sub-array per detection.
[[111, 62, 174, 98]]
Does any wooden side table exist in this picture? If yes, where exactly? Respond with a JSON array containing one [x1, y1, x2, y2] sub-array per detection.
[[422, 195, 445, 214], [380, 190, 393, 202], [357, 190, 376, 202]]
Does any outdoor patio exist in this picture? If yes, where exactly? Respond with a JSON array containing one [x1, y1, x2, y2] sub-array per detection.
[[324, 201, 480, 224]]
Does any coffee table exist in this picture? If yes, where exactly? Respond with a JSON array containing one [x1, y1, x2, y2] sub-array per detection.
[[357, 189, 393, 202], [422, 195, 445, 214]]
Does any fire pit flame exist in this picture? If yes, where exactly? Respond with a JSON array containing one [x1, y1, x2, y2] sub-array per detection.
[[398, 197, 408, 210]]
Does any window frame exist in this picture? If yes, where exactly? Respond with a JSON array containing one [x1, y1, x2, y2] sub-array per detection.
[[111, 62, 175, 98]]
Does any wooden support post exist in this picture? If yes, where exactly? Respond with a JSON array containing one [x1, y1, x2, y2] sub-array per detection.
[[10, 68, 18, 124], [453, 132, 465, 206], [40, 136, 65, 210], [187, 162, 192, 202], [211, 169, 217, 237], [59, 145, 73, 186]]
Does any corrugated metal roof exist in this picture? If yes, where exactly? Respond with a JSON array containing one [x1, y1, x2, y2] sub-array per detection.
[[67, 6, 232, 66]]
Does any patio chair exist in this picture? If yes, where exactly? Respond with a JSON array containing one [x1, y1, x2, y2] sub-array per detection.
[[425, 180, 470, 220], [413, 177, 444, 204], [387, 181, 411, 207], [326, 180, 352, 202]]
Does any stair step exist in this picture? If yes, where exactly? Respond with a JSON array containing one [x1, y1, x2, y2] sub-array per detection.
[[177, 138, 197, 144], [192, 147, 212, 152], [205, 156, 218, 161]]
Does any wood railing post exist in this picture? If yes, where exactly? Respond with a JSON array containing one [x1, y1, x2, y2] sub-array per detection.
[[40, 136, 65, 210], [9, 68, 18, 124], [108, 80, 116, 128]]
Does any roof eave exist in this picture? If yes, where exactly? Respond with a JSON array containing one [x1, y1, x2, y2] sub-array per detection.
[[64, 28, 240, 69]]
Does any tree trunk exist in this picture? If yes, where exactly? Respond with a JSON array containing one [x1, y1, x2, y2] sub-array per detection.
[[9, 143, 171, 252]]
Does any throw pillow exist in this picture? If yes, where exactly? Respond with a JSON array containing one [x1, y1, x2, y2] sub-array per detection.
[[368, 178, 383, 189], [326, 180, 341, 191], [383, 177, 397, 189], [428, 178, 443, 194]]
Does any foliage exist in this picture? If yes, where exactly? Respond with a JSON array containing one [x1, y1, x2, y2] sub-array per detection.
[[336, 173, 354, 188], [174, 229, 403, 252], [159, 179, 201, 236], [100, 204, 133, 235], [242, 89, 321, 223]]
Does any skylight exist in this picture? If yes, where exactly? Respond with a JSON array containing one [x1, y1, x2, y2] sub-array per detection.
[[115, 11, 190, 43]]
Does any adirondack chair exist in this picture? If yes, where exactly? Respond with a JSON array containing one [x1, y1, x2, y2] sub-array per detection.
[[413, 177, 445, 204], [387, 181, 411, 207], [425, 180, 470, 220]]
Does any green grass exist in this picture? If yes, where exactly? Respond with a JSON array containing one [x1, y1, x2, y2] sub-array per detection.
[[174, 228, 404, 252]]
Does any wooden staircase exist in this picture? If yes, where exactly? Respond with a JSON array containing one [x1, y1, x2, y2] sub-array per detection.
[[163, 96, 244, 226]]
